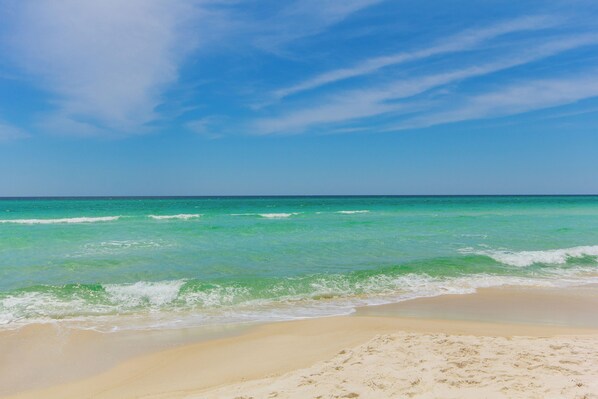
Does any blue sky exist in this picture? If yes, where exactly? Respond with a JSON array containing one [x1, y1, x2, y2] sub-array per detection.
[[0, 0, 597, 195]]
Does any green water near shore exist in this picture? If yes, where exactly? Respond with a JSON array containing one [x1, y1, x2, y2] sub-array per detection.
[[1, 196, 597, 330]]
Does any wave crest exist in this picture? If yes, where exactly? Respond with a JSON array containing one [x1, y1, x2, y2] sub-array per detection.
[[460, 245, 598, 267], [230, 213, 299, 218], [104, 280, 186, 307], [2, 265, 596, 330], [259, 213, 298, 219], [148, 214, 201, 220], [0, 216, 120, 225]]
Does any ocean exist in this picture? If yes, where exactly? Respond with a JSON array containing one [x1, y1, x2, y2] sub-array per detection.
[[1, 196, 597, 331]]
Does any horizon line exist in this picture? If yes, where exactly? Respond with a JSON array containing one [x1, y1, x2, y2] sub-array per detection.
[[1, 194, 598, 200]]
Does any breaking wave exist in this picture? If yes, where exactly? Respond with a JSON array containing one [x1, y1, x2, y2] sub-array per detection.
[[231, 213, 299, 219], [148, 214, 201, 220], [460, 245, 598, 267], [2, 263, 595, 331], [0, 216, 120, 225], [259, 213, 298, 219]]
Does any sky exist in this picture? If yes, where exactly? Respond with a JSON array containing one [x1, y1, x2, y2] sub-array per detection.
[[0, 0, 597, 196]]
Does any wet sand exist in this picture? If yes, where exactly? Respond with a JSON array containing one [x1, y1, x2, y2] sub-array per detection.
[[355, 284, 598, 328], [1, 285, 597, 399]]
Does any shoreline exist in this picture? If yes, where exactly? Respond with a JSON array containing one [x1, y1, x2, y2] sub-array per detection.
[[2, 285, 598, 398]]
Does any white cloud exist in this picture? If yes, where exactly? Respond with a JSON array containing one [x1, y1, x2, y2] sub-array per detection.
[[2, 0, 379, 137], [253, 0, 381, 51], [253, 98, 397, 134], [186, 116, 228, 139], [254, 33, 598, 135], [6, 0, 201, 135], [273, 15, 559, 99], [0, 121, 29, 141], [390, 73, 598, 131]]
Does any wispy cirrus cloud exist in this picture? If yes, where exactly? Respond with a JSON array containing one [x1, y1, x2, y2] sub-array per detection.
[[252, 0, 382, 52], [4, 0, 202, 136], [254, 33, 598, 135], [185, 116, 230, 139], [2, 1, 597, 141], [273, 15, 559, 99], [0, 121, 29, 141], [0, 0, 382, 137], [387, 72, 598, 131]]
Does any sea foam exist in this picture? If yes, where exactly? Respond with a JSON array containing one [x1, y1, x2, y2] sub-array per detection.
[[336, 210, 370, 214], [104, 280, 186, 308], [0, 216, 120, 225], [460, 245, 598, 267], [259, 213, 298, 219], [148, 214, 201, 220], [2, 269, 597, 331], [230, 213, 298, 218]]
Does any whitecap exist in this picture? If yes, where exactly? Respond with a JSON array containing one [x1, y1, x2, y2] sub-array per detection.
[[2, 269, 597, 332], [148, 214, 201, 220], [103, 280, 186, 308], [258, 213, 298, 219], [230, 213, 298, 218], [460, 245, 598, 267], [72, 240, 167, 257], [336, 210, 370, 214], [183, 285, 250, 307], [0, 216, 120, 225]]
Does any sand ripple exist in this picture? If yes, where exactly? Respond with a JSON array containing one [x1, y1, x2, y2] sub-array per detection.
[[200, 332, 598, 399]]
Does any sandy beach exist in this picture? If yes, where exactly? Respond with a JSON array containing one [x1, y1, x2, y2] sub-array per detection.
[[2, 285, 597, 399], [3, 0, 598, 395], [201, 332, 598, 399]]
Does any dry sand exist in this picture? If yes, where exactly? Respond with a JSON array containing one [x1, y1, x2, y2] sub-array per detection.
[[2, 286, 598, 399], [200, 332, 598, 399]]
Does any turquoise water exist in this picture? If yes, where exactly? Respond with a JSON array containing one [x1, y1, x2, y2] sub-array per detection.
[[1, 196, 597, 330]]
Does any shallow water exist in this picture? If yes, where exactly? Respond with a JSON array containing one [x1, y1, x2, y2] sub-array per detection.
[[1, 196, 597, 330]]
